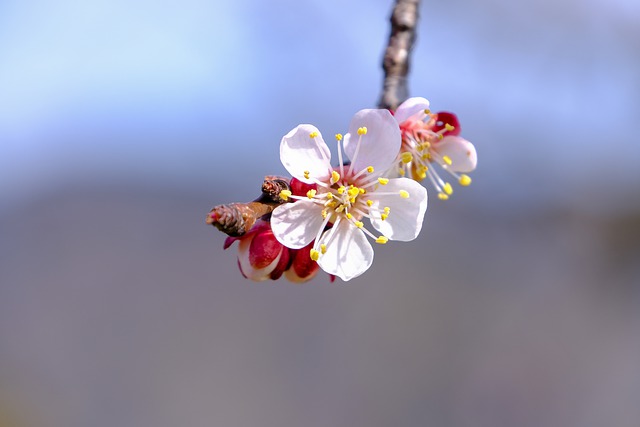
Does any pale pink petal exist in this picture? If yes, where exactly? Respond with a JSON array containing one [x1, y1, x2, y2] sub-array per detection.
[[317, 220, 374, 281], [271, 200, 326, 249], [343, 109, 401, 174], [393, 97, 431, 124], [280, 124, 332, 183], [237, 236, 282, 281], [369, 178, 428, 241], [433, 136, 477, 173]]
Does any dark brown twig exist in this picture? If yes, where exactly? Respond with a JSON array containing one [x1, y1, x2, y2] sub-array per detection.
[[206, 176, 290, 236], [378, 0, 421, 110]]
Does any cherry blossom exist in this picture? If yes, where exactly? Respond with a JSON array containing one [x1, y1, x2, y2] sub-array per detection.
[[270, 109, 428, 281], [393, 97, 477, 200]]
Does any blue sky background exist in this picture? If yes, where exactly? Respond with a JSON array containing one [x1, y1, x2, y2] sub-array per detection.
[[1, 0, 639, 214]]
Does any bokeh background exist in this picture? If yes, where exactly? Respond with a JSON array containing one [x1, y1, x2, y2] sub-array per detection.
[[1, 0, 639, 426]]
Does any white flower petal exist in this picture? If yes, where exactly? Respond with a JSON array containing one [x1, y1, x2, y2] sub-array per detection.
[[271, 200, 326, 249], [369, 178, 428, 241], [237, 237, 282, 281], [317, 219, 373, 281], [343, 109, 401, 174], [280, 124, 332, 183], [433, 136, 477, 173], [393, 96, 431, 124]]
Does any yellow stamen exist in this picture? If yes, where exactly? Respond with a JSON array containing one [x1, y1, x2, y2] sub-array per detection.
[[398, 168, 406, 176], [378, 177, 389, 185], [320, 244, 327, 254], [399, 190, 410, 199], [321, 209, 328, 219], [310, 249, 320, 261], [424, 108, 431, 114], [438, 193, 449, 200], [383, 207, 390, 213], [346, 213, 353, 219], [309, 131, 319, 138], [444, 123, 455, 132], [354, 221, 364, 228], [443, 183, 453, 195], [306, 189, 317, 199], [375, 236, 388, 244], [303, 170, 310, 179], [438, 134, 444, 140], [326, 192, 334, 199], [442, 155, 452, 166], [422, 153, 431, 161], [366, 200, 373, 207], [331, 170, 340, 184], [279, 190, 292, 201], [337, 186, 345, 194], [359, 188, 366, 194], [366, 166, 374, 173], [381, 213, 388, 221], [357, 127, 368, 135], [459, 174, 472, 186], [335, 133, 343, 141], [401, 152, 413, 164]]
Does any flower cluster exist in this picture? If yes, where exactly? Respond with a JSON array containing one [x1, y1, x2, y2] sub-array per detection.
[[220, 98, 477, 282]]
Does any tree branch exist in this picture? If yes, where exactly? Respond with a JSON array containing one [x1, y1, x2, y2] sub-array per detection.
[[206, 176, 289, 236], [378, 0, 421, 110]]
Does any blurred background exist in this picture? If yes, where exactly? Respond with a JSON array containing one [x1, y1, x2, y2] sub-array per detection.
[[1, 0, 639, 426]]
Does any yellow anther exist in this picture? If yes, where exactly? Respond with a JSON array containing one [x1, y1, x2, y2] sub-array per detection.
[[346, 213, 353, 219], [303, 170, 310, 179], [326, 192, 334, 199], [401, 152, 413, 164], [417, 171, 427, 180], [335, 204, 345, 213], [335, 133, 343, 141], [354, 221, 364, 228], [378, 177, 389, 185], [349, 198, 356, 204], [424, 108, 431, 114], [383, 206, 390, 213], [422, 153, 431, 161], [442, 155, 452, 166], [357, 126, 368, 135], [320, 244, 327, 254], [348, 188, 359, 198], [310, 249, 320, 261], [398, 168, 405, 176], [331, 170, 340, 184], [380, 213, 388, 221], [444, 123, 455, 132], [375, 236, 388, 244], [366, 166, 374, 173], [306, 189, 317, 199], [438, 134, 444, 140], [423, 142, 431, 149], [309, 131, 319, 138], [366, 200, 373, 207], [459, 174, 472, 186], [438, 192, 449, 200], [443, 183, 453, 195], [359, 188, 366, 194], [399, 190, 410, 199], [337, 186, 345, 194], [279, 190, 292, 201], [321, 209, 328, 219]]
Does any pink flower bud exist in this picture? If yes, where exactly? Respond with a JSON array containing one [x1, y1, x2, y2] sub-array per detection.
[[429, 111, 461, 137], [224, 220, 329, 283]]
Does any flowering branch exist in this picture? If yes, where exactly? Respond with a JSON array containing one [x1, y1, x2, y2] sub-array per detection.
[[206, 176, 290, 236], [378, 0, 421, 110]]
